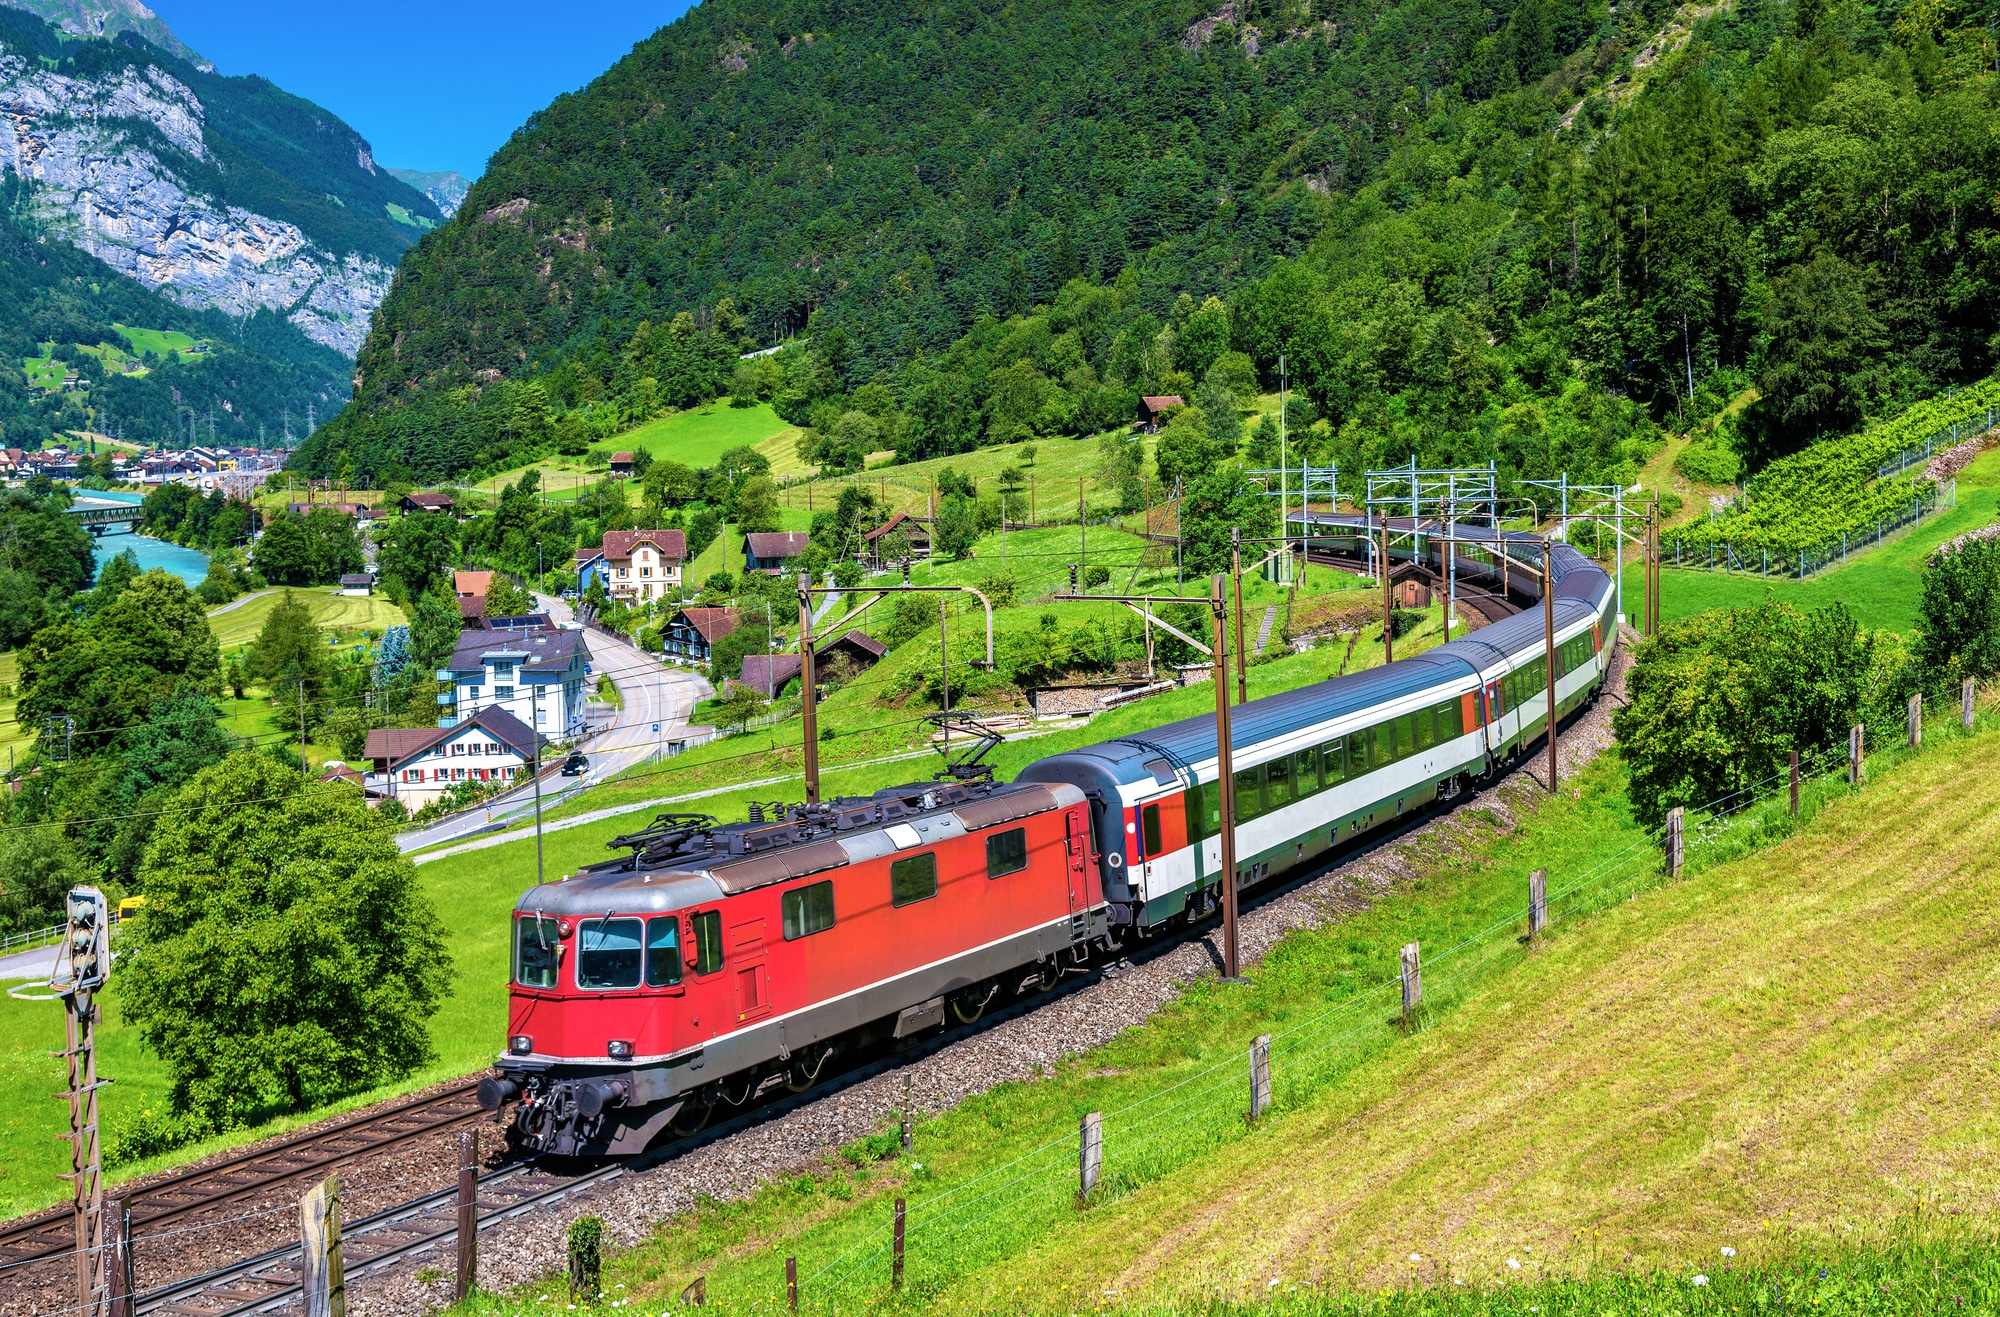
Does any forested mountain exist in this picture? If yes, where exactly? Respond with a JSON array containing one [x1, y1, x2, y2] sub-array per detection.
[[304, 0, 2000, 491]]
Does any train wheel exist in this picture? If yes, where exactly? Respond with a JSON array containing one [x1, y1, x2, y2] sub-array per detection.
[[669, 1097, 714, 1138], [951, 984, 997, 1023]]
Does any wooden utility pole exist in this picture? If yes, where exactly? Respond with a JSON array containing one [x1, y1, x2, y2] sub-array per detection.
[[1230, 528, 1247, 706], [1078, 476, 1087, 588], [455, 1131, 478, 1300], [1541, 538, 1559, 793], [797, 577, 819, 803], [1210, 575, 1240, 981]]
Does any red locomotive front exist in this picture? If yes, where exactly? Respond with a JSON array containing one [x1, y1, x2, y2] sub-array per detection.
[[478, 778, 1107, 1156]]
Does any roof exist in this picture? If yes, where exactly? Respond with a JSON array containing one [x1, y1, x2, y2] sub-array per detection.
[[864, 512, 932, 543], [454, 570, 492, 597], [338, 573, 374, 586], [745, 531, 810, 560], [486, 612, 554, 630], [740, 631, 884, 694], [610, 450, 636, 463], [1139, 395, 1185, 413], [672, 606, 738, 644], [365, 705, 542, 769], [404, 491, 455, 507], [447, 625, 590, 675], [458, 596, 487, 621], [600, 529, 687, 563]]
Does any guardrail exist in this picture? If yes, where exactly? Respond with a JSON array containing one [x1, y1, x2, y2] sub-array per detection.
[[3, 909, 122, 957]]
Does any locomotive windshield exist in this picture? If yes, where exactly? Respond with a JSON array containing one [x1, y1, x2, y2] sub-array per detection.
[[514, 916, 560, 988], [578, 917, 643, 989]]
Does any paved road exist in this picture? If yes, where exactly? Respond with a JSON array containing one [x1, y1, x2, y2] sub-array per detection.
[[392, 597, 707, 853]]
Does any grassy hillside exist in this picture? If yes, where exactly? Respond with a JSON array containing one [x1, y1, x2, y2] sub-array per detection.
[[483, 703, 2000, 1312]]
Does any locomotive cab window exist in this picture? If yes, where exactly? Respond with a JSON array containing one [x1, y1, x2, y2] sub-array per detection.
[[1140, 805, 1163, 858], [514, 916, 560, 989], [987, 827, 1028, 877], [691, 910, 723, 975], [782, 880, 836, 939], [577, 917, 642, 990], [645, 916, 681, 988], [890, 853, 938, 907]]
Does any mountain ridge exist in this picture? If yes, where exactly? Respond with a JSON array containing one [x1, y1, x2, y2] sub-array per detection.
[[386, 167, 469, 219]]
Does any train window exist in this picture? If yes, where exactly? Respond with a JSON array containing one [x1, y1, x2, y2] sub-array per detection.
[[1346, 732, 1368, 776], [782, 881, 836, 939], [577, 917, 643, 990], [1188, 782, 1220, 841], [1438, 699, 1464, 738], [987, 827, 1029, 878], [890, 853, 939, 907], [1394, 714, 1416, 759], [1234, 766, 1265, 820], [692, 910, 723, 974], [1140, 805, 1163, 858], [1294, 746, 1320, 795], [514, 917, 559, 989], [1415, 707, 1436, 751], [1319, 740, 1344, 786], [1266, 756, 1293, 809], [644, 917, 682, 987]]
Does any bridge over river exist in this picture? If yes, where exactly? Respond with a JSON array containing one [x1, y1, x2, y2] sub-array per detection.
[[64, 493, 142, 533]]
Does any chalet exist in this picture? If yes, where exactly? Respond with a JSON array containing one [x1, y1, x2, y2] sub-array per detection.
[[338, 573, 374, 597], [576, 528, 686, 603], [609, 451, 637, 478], [739, 630, 887, 695], [1137, 395, 1186, 433], [862, 513, 932, 567], [289, 502, 371, 520], [441, 625, 592, 740], [662, 606, 738, 665], [401, 491, 456, 516], [364, 706, 543, 810], [744, 531, 810, 574]]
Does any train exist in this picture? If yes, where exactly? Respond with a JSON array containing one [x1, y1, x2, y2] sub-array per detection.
[[477, 527, 1620, 1157]]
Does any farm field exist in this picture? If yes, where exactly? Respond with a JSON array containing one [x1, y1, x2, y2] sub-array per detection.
[[509, 698, 2000, 1315], [112, 323, 197, 358], [1657, 446, 2000, 631], [205, 586, 406, 653]]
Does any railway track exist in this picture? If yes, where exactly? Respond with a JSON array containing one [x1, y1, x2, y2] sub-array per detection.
[[1300, 549, 1526, 626], [0, 1080, 488, 1275]]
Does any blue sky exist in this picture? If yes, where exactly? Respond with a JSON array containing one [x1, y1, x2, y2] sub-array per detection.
[[155, 1, 697, 181]]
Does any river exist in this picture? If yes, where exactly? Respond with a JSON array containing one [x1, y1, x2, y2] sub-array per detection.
[[82, 489, 210, 587]]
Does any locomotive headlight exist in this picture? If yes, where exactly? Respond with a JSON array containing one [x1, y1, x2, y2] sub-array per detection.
[[607, 1039, 633, 1059], [509, 1035, 534, 1055]]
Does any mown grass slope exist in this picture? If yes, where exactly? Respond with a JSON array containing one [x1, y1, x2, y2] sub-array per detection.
[[535, 711, 2000, 1314]]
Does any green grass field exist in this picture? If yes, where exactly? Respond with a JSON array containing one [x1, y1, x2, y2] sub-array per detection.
[[460, 692, 2000, 1314], [772, 431, 1156, 522], [112, 324, 196, 357], [1654, 447, 2000, 631], [206, 587, 407, 653]]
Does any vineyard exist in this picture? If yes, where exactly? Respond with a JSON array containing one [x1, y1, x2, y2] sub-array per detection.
[[1664, 377, 2000, 570]]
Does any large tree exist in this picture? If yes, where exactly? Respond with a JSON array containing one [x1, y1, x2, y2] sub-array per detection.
[[118, 753, 452, 1129]]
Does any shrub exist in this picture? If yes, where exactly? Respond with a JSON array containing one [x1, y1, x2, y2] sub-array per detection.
[[1675, 440, 1742, 485]]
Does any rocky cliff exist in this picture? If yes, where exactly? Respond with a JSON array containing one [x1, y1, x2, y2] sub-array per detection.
[[386, 167, 469, 219], [0, 11, 441, 357]]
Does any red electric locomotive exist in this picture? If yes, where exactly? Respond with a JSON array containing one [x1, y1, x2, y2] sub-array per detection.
[[478, 776, 1108, 1155]]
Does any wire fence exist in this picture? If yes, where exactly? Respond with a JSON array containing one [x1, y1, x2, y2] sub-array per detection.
[[1663, 480, 1955, 581], [1875, 405, 1997, 478], [765, 701, 1987, 1311]]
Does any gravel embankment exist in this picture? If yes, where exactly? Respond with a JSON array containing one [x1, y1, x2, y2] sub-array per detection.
[[353, 641, 1633, 1315]]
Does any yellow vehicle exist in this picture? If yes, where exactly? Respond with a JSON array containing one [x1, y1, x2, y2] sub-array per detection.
[[117, 895, 146, 919]]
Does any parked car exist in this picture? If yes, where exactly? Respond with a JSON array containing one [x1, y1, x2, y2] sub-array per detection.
[[561, 752, 589, 777]]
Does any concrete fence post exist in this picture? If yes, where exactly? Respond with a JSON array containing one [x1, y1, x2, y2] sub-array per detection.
[[300, 1177, 345, 1317], [1079, 1112, 1103, 1198], [1249, 1035, 1272, 1120], [1528, 868, 1548, 938], [1400, 942, 1422, 1025], [1665, 807, 1684, 879]]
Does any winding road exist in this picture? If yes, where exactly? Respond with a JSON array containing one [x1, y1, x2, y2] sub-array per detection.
[[392, 595, 708, 853]]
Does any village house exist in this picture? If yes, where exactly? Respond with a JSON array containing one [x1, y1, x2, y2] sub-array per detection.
[[609, 451, 637, 478], [739, 629, 887, 696], [339, 573, 375, 597], [441, 625, 592, 739], [1136, 395, 1186, 434], [454, 569, 492, 624], [744, 531, 809, 575], [863, 513, 932, 567], [364, 706, 543, 810], [576, 528, 686, 603], [661, 606, 738, 666], [400, 491, 456, 516]]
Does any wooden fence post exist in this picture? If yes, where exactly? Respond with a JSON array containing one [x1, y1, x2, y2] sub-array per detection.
[[300, 1176, 345, 1317], [105, 1197, 132, 1317], [1079, 1111, 1103, 1198], [1248, 1035, 1272, 1120], [455, 1129, 477, 1300], [1908, 692, 1923, 748], [1400, 942, 1422, 1025], [891, 1197, 906, 1288], [786, 1256, 798, 1311], [1665, 807, 1684, 879], [1964, 678, 1977, 731], [1528, 868, 1548, 938], [1790, 750, 1800, 816], [1849, 724, 1864, 784], [900, 1074, 912, 1152]]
